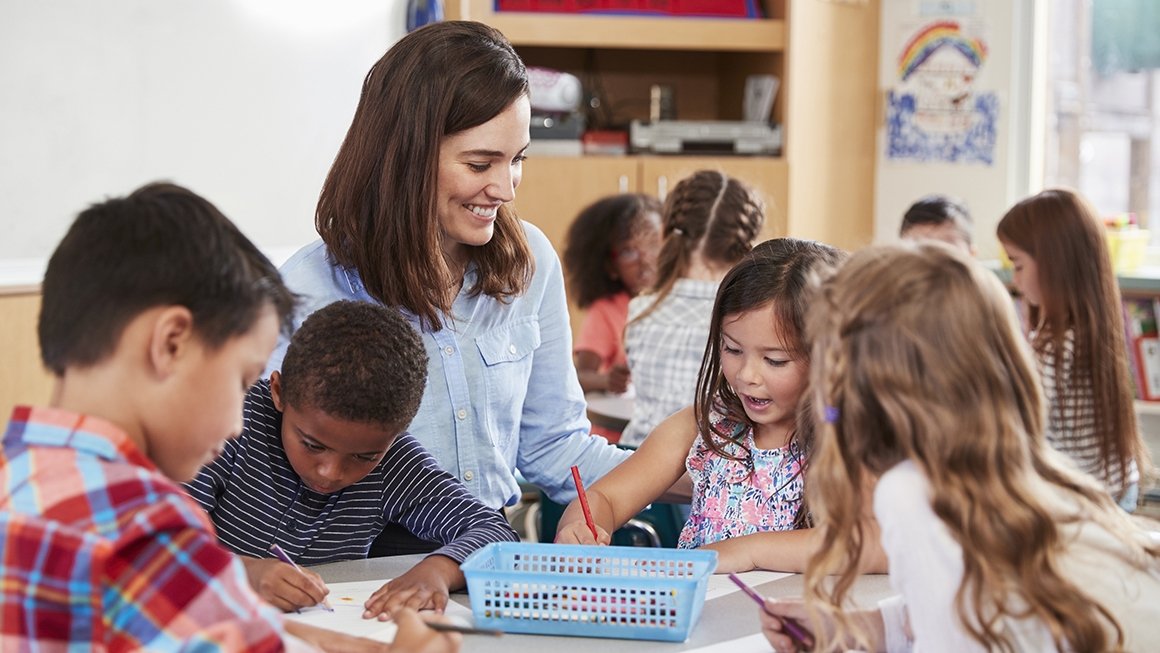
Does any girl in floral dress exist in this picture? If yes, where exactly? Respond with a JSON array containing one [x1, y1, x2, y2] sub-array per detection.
[[556, 239, 887, 574]]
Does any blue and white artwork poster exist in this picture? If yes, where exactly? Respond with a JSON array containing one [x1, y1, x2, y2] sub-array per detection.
[[887, 90, 998, 164], [887, 19, 998, 165]]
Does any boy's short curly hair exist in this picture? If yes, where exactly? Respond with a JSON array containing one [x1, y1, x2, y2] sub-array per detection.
[[279, 301, 428, 431]]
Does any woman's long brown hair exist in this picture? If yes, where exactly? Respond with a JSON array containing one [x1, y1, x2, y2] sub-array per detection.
[[316, 21, 532, 330]]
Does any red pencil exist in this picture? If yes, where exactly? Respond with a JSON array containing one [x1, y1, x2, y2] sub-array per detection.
[[570, 465, 599, 541]]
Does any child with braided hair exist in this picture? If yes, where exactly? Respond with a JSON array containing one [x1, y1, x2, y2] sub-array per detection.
[[557, 239, 888, 576], [619, 170, 766, 447]]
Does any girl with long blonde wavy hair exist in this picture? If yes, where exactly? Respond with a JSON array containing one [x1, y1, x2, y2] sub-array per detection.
[[759, 243, 1160, 652]]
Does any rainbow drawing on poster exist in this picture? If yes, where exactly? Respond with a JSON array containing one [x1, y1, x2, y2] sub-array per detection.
[[898, 20, 988, 80]]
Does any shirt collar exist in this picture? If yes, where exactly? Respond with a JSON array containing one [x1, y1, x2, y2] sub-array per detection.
[[6, 405, 157, 472]]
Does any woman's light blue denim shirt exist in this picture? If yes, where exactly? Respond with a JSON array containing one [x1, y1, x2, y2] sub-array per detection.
[[268, 222, 629, 509]]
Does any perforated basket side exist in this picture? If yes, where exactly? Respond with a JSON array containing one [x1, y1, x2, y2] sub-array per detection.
[[460, 542, 717, 642]]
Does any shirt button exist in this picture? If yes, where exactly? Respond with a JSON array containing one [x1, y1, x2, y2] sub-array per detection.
[[444, 346, 454, 356], [457, 408, 467, 420], [464, 471, 474, 481], [508, 344, 517, 354]]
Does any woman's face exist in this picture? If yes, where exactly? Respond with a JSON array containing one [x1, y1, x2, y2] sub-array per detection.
[[436, 95, 531, 266]]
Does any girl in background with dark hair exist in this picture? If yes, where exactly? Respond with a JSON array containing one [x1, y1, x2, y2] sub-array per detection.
[[619, 170, 765, 447], [998, 188, 1148, 511], [270, 21, 630, 555], [557, 239, 886, 576], [563, 193, 661, 397]]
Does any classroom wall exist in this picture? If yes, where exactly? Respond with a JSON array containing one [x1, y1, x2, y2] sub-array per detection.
[[0, 1, 408, 279], [872, 0, 1045, 258]]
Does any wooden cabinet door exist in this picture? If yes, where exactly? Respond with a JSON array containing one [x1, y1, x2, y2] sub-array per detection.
[[638, 156, 789, 241], [513, 156, 638, 252], [513, 156, 639, 338]]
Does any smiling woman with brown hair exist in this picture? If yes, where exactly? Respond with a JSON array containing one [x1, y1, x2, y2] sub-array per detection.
[[268, 20, 629, 556]]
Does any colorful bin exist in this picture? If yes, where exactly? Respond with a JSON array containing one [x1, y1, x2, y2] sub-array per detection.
[[460, 542, 717, 641]]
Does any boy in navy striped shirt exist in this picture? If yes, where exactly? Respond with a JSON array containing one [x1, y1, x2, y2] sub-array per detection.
[[185, 300, 517, 618]]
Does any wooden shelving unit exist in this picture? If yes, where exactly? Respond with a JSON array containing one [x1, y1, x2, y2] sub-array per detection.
[[453, 5, 786, 52]]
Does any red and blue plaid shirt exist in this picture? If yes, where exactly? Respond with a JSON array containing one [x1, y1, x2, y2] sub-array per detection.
[[0, 406, 297, 651]]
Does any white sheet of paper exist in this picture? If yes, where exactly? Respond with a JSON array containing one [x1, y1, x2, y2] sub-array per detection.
[[704, 570, 793, 602], [684, 632, 771, 653], [284, 578, 474, 643]]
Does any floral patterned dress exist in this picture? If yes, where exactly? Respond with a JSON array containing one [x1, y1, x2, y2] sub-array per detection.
[[677, 402, 805, 549]]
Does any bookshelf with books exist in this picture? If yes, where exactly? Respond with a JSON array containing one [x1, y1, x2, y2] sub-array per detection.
[[445, 0, 879, 256]]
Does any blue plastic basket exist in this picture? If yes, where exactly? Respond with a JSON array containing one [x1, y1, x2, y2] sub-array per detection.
[[460, 542, 717, 641]]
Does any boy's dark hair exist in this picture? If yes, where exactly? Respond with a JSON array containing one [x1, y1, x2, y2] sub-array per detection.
[[279, 301, 428, 431], [39, 182, 297, 376], [899, 194, 973, 243], [563, 193, 662, 308]]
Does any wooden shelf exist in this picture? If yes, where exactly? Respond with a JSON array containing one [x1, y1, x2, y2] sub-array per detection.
[[1136, 400, 1160, 416], [447, 0, 785, 52]]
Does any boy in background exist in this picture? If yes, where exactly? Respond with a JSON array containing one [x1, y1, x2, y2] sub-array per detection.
[[900, 194, 975, 255], [185, 300, 518, 617], [0, 183, 456, 652]]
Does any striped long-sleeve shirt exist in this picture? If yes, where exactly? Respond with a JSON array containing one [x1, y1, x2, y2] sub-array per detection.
[[184, 381, 518, 565], [1037, 328, 1139, 499], [0, 406, 299, 651]]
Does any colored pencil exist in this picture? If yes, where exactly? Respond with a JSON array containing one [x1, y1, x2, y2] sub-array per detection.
[[727, 573, 812, 650], [570, 465, 600, 541], [269, 543, 334, 612]]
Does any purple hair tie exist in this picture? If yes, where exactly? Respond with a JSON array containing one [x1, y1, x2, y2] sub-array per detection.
[[823, 405, 840, 424]]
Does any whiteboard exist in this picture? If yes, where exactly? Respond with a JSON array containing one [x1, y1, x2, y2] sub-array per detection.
[[0, 0, 406, 282]]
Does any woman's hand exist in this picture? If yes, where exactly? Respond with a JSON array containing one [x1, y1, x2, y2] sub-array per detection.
[[363, 556, 461, 620], [241, 556, 330, 612]]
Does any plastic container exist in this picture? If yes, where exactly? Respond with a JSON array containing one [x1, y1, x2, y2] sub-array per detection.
[[1107, 228, 1150, 273], [460, 542, 717, 641]]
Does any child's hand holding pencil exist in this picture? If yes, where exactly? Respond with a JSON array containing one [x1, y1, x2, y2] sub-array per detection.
[[240, 544, 332, 613], [553, 466, 612, 545], [729, 574, 815, 652]]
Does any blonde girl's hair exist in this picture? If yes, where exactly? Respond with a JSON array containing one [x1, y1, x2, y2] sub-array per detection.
[[693, 238, 845, 527], [803, 242, 1160, 652], [629, 170, 765, 325], [996, 188, 1144, 493]]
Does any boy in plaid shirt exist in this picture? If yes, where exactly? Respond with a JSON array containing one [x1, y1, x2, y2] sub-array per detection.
[[0, 183, 457, 652]]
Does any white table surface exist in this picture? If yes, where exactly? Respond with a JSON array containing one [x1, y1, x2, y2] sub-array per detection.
[[586, 392, 635, 423], [311, 554, 893, 652]]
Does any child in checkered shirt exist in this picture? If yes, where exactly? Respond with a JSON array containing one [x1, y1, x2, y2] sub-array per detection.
[[0, 183, 457, 652], [618, 170, 765, 447]]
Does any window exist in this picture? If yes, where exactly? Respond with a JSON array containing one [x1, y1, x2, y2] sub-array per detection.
[[1042, 0, 1160, 235]]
